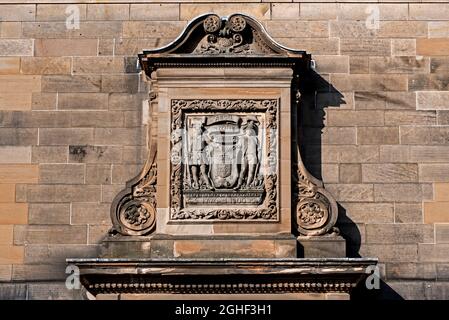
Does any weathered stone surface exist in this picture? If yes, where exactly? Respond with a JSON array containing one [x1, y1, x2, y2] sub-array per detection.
[[420, 163, 449, 182], [85, 164, 111, 185], [369, 57, 429, 74], [72, 203, 110, 225], [379, 145, 411, 163], [31, 93, 57, 110], [341, 202, 394, 224], [409, 4, 449, 21], [73, 57, 125, 74], [35, 39, 98, 57], [0, 57, 20, 75], [39, 128, 94, 146], [14, 225, 87, 245], [428, 22, 449, 38], [31, 146, 67, 163], [24, 185, 101, 203], [42, 75, 101, 93], [436, 225, 449, 243], [0, 245, 24, 264], [419, 244, 449, 263], [0, 146, 31, 164], [298, 235, 346, 258], [394, 203, 423, 224], [417, 92, 449, 110], [386, 263, 436, 281], [417, 39, 449, 56], [94, 128, 145, 146], [385, 111, 436, 126], [68, 145, 122, 164], [366, 224, 434, 244], [0, 5, 35, 22], [122, 21, 185, 38], [431, 58, 449, 73], [400, 126, 449, 145], [326, 184, 374, 202], [275, 38, 339, 55], [0, 164, 38, 184], [27, 282, 86, 300], [36, 4, 87, 21], [267, 21, 329, 38], [357, 127, 399, 145], [0, 283, 27, 300], [111, 164, 141, 184], [29, 203, 70, 225], [424, 202, 449, 223], [327, 110, 383, 127], [21, 57, 71, 75], [360, 244, 418, 262], [410, 146, 449, 163], [58, 93, 108, 111], [71, 111, 124, 128], [331, 74, 407, 92], [23, 22, 122, 39], [392, 39, 416, 56], [271, 3, 299, 20], [337, 4, 408, 21], [39, 164, 84, 184], [362, 164, 418, 183], [339, 164, 361, 183], [180, 4, 270, 21], [130, 4, 180, 21], [435, 183, 449, 201], [0, 128, 37, 146], [375, 183, 431, 202], [341, 39, 391, 56], [0, 184, 16, 203], [87, 4, 129, 21]]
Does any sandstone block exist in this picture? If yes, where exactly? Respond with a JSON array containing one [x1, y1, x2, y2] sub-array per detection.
[[94, 128, 145, 146], [0, 5, 35, 22], [130, 4, 179, 21], [340, 39, 391, 56], [0, 184, 16, 203], [24, 185, 101, 203], [401, 126, 449, 145], [339, 164, 361, 183], [271, 3, 299, 20], [73, 57, 124, 74], [58, 93, 108, 111], [36, 4, 87, 21], [71, 111, 124, 128], [435, 183, 449, 201], [394, 203, 423, 223], [0, 57, 20, 75], [267, 21, 329, 38], [379, 145, 411, 163], [357, 127, 399, 145], [71, 203, 110, 225], [326, 184, 374, 202], [86, 164, 111, 185], [417, 39, 449, 56], [428, 22, 449, 38], [386, 263, 436, 280], [274, 38, 339, 55], [341, 202, 394, 223], [0, 146, 31, 164], [68, 145, 122, 164], [31, 146, 67, 163], [362, 164, 418, 183], [0, 93, 31, 111], [409, 4, 449, 20], [374, 184, 427, 202], [436, 224, 449, 243], [349, 57, 369, 74], [392, 39, 416, 56], [101, 74, 139, 93], [0, 245, 24, 264], [122, 21, 185, 38], [31, 93, 57, 110], [14, 225, 87, 245], [42, 75, 101, 93], [180, 4, 270, 21], [29, 203, 70, 225], [39, 164, 85, 184], [35, 39, 98, 57], [0, 203, 27, 224], [419, 244, 449, 262], [366, 224, 434, 244], [87, 4, 129, 21], [0, 164, 38, 184], [417, 92, 449, 110], [39, 128, 94, 146], [0, 128, 37, 146], [0, 75, 40, 93], [20, 57, 71, 75], [424, 202, 449, 223]]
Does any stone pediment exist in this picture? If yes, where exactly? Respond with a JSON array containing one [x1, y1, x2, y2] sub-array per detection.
[[138, 13, 311, 76]]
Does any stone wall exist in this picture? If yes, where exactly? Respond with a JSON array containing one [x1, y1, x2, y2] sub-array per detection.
[[0, 1, 448, 299]]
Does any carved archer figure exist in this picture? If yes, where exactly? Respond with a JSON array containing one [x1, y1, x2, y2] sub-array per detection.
[[234, 116, 259, 190]]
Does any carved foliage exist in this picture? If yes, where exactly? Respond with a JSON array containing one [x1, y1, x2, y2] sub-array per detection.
[[194, 14, 274, 55], [170, 99, 278, 221]]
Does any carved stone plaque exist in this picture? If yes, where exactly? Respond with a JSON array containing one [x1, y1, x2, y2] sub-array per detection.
[[170, 99, 278, 221]]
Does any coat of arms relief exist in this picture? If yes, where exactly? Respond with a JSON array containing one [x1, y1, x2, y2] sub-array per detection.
[[170, 99, 278, 221]]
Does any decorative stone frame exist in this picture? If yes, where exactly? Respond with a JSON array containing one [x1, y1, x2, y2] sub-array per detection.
[[169, 98, 279, 221]]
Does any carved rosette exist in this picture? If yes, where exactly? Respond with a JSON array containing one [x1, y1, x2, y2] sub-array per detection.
[[170, 99, 278, 221]]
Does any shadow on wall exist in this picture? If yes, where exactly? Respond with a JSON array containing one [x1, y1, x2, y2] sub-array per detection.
[[297, 69, 403, 300]]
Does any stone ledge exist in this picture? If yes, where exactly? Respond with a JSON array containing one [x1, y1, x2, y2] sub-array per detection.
[[67, 257, 377, 298]]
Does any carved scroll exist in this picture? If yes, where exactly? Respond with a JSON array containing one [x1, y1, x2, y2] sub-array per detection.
[[293, 92, 339, 236], [109, 93, 158, 236], [170, 99, 278, 221]]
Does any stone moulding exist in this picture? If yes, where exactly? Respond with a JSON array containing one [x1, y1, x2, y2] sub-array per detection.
[[67, 258, 378, 297], [110, 13, 339, 237]]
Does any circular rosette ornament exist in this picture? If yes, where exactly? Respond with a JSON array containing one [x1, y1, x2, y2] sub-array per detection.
[[203, 14, 221, 33], [115, 200, 156, 236], [228, 15, 246, 32], [296, 199, 328, 231]]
